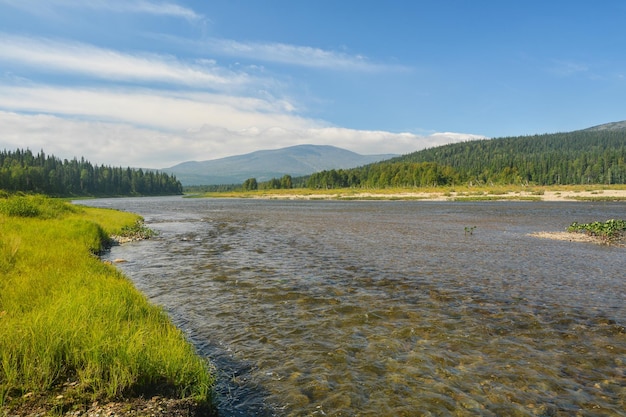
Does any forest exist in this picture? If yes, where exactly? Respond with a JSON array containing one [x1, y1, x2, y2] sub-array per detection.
[[306, 128, 626, 189], [0, 149, 182, 196]]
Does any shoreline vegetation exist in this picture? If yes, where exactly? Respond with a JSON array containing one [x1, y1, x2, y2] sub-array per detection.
[[0, 195, 215, 417], [192, 184, 626, 202]]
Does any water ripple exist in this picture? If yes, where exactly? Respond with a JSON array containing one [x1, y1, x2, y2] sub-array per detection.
[[81, 198, 626, 416]]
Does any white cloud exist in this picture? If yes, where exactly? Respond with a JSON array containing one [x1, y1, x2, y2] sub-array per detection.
[[293, 128, 480, 156], [103, 0, 203, 21], [0, 110, 482, 169], [0, 35, 248, 90], [203, 38, 406, 72], [0, 85, 308, 132], [0, 111, 194, 167], [2, 2, 391, 73], [0, 5, 472, 170], [0, 0, 203, 21]]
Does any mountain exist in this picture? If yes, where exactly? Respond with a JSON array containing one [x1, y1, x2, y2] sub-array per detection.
[[162, 144, 397, 185], [580, 120, 626, 132], [389, 120, 626, 184], [306, 120, 626, 188]]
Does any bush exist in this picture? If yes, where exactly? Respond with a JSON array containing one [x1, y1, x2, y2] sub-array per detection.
[[567, 219, 626, 241], [0, 195, 41, 217], [0, 195, 78, 218]]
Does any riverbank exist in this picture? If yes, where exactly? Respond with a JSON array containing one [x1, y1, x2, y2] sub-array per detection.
[[196, 185, 626, 202], [0, 196, 214, 417], [355, 188, 626, 201]]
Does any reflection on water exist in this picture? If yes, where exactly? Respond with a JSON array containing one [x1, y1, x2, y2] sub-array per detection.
[[79, 197, 626, 416]]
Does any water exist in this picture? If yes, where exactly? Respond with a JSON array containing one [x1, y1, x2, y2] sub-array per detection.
[[77, 197, 626, 416]]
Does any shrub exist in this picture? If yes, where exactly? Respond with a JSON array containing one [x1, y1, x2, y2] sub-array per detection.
[[567, 219, 626, 242], [0, 195, 78, 218], [0, 195, 41, 217]]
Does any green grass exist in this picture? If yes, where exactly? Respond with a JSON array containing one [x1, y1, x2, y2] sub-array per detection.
[[0, 195, 214, 413]]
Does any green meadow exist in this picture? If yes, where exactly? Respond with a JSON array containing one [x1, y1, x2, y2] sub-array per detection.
[[0, 195, 214, 413]]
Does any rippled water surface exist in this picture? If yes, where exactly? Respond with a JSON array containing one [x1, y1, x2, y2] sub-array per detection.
[[78, 197, 626, 416]]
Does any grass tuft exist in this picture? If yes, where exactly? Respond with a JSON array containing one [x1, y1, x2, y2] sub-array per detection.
[[0, 195, 214, 412], [0, 194, 78, 218]]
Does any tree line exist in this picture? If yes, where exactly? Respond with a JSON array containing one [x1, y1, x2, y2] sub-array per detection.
[[242, 175, 297, 191], [306, 162, 459, 189], [0, 149, 182, 196], [306, 129, 626, 188]]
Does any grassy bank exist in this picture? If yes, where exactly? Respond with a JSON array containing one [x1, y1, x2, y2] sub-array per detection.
[[0, 195, 214, 415]]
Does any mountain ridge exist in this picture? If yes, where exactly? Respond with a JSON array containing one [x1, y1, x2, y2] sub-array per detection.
[[579, 120, 626, 132], [162, 144, 397, 186], [162, 121, 626, 187]]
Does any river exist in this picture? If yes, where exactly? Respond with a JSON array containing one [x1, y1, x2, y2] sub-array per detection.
[[77, 197, 626, 416]]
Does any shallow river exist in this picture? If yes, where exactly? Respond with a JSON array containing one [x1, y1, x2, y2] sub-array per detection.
[[78, 197, 626, 416]]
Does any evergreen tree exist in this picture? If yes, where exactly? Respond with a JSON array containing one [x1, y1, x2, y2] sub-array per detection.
[[0, 149, 183, 197], [302, 128, 626, 188]]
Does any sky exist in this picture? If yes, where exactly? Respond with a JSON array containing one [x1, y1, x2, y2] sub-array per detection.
[[0, 1, 625, 168]]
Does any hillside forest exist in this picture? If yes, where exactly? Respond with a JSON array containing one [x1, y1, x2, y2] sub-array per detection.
[[305, 129, 626, 189], [3, 128, 626, 195], [0, 149, 182, 196]]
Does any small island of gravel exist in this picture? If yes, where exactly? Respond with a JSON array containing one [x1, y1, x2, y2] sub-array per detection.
[[530, 219, 626, 247]]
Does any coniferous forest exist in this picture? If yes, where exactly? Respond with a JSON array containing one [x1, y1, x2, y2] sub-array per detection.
[[306, 128, 626, 189], [0, 149, 182, 196], [4, 125, 626, 194]]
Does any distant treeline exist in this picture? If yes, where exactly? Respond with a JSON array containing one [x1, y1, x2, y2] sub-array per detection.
[[243, 175, 302, 191], [0, 149, 182, 196], [184, 184, 241, 193], [183, 174, 307, 193], [307, 129, 626, 188], [306, 162, 458, 189]]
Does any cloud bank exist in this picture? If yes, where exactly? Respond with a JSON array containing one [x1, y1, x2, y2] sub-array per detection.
[[203, 38, 405, 72], [0, 35, 250, 90], [0, 5, 482, 170], [0, 110, 481, 168]]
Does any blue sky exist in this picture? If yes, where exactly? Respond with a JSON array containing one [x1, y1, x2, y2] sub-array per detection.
[[0, 1, 625, 168]]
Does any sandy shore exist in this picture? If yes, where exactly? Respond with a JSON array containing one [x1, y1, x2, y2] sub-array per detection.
[[253, 189, 626, 202], [529, 231, 625, 247], [530, 189, 626, 202]]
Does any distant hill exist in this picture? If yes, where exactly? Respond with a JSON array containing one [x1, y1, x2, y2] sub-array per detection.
[[581, 120, 626, 132], [161, 144, 397, 185], [306, 121, 626, 188]]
